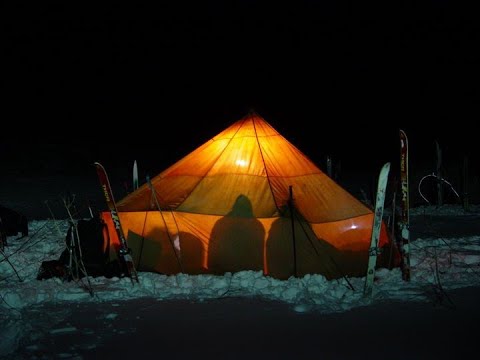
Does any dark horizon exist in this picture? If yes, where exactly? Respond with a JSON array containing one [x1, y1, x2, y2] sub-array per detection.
[[3, 2, 479, 178]]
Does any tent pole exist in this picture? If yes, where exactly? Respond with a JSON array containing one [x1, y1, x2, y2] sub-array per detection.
[[436, 140, 443, 206], [293, 212, 355, 291], [463, 155, 469, 211], [147, 176, 184, 273], [289, 186, 297, 277]]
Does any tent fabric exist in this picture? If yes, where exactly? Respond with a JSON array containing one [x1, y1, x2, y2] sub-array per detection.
[[104, 112, 399, 280]]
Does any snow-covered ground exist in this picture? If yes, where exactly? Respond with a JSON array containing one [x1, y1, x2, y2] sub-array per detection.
[[2, 204, 480, 358]]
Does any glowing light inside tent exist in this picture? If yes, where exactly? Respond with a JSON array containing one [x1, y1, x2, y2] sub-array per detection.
[[350, 224, 358, 229], [236, 159, 248, 167]]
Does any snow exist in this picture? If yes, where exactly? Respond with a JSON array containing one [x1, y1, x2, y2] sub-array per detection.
[[2, 205, 480, 358], [410, 204, 480, 216]]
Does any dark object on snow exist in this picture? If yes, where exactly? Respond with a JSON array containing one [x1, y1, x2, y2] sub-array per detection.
[[59, 216, 122, 279], [37, 259, 67, 280], [37, 215, 123, 281], [0, 205, 28, 238]]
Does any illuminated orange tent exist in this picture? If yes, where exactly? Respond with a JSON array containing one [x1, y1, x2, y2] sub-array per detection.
[[101, 112, 399, 280]]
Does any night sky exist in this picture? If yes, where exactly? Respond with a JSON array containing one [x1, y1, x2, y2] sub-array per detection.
[[3, 2, 479, 180]]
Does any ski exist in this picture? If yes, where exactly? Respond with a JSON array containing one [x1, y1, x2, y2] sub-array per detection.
[[133, 160, 139, 191], [364, 161, 390, 297], [94, 162, 139, 283], [399, 129, 411, 281]]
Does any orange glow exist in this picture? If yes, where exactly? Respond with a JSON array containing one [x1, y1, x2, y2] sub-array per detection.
[[106, 112, 400, 279]]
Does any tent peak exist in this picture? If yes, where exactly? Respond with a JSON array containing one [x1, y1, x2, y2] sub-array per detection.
[[244, 108, 262, 119]]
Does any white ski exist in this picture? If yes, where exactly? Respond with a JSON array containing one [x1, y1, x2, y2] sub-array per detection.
[[364, 162, 390, 297], [133, 160, 139, 191]]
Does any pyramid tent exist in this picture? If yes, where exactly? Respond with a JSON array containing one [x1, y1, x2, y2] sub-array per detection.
[[101, 112, 399, 280]]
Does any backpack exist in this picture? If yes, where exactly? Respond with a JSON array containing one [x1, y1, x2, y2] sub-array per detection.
[[59, 216, 121, 278]]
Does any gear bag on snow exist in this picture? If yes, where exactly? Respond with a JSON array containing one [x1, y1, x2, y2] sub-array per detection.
[[37, 216, 122, 280]]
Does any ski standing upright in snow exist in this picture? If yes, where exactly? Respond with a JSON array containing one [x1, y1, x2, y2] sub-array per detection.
[[133, 160, 139, 191], [364, 162, 390, 297], [94, 162, 139, 283], [399, 129, 411, 281]]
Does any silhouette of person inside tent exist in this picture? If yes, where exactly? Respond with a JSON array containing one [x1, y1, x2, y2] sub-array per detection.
[[208, 194, 265, 274]]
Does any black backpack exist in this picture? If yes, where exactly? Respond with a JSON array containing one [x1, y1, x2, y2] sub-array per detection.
[[59, 216, 121, 278], [37, 216, 124, 281]]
